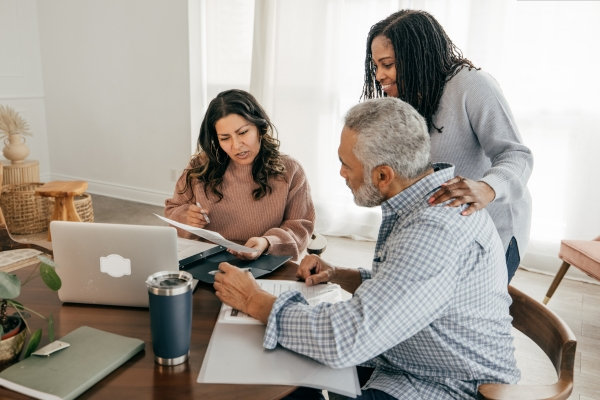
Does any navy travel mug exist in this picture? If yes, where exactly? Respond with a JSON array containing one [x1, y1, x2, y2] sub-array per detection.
[[146, 271, 193, 366]]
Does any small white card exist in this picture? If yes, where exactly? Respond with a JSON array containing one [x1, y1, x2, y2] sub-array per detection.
[[32, 340, 71, 357]]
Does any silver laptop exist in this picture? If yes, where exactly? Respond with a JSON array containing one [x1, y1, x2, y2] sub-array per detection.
[[50, 221, 180, 308]]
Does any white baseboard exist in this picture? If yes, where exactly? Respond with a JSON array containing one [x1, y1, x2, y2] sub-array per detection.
[[49, 173, 169, 207]]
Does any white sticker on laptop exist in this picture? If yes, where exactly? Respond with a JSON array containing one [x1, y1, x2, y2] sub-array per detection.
[[100, 254, 132, 277]]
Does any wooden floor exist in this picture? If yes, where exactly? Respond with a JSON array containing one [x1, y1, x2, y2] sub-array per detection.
[[13, 194, 599, 399]]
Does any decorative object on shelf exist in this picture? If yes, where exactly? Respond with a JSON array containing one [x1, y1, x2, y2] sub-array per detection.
[[1, 160, 39, 186], [0, 256, 61, 364], [0, 105, 32, 165]]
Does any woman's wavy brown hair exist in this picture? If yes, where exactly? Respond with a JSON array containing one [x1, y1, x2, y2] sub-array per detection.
[[182, 89, 285, 201]]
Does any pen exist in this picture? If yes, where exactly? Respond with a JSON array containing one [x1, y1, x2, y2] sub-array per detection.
[[196, 201, 211, 224]]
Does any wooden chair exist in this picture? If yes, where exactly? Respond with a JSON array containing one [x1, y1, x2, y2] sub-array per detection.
[[543, 237, 600, 305], [0, 205, 52, 256], [478, 285, 576, 400]]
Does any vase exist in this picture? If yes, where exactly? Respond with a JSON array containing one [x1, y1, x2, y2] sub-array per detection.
[[0, 322, 26, 365], [2, 133, 30, 164], [1, 316, 22, 340]]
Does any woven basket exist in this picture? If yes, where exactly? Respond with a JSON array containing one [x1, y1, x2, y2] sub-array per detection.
[[0, 183, 50, 234], [47, 192, 94, 223]]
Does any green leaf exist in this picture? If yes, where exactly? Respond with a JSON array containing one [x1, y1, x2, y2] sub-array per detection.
[[0, 325, 4, 340], [0, 272, 21, 299], [24, 328, 42, 358], [39, 263, 61, 291]]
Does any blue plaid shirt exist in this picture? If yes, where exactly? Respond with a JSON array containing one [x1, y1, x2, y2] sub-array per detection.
[[263, 164, 520, 399]]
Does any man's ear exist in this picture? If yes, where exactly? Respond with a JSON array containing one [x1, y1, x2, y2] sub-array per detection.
[[373, 165, 394, 189]]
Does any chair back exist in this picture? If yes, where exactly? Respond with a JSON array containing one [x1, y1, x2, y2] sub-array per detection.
[[478, 285, 577, 400], [0, 206, 53, 255]]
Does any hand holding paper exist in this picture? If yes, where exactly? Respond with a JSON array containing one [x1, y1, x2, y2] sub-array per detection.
[[228, 236, 269, 260], [155, 214, 258, 253]]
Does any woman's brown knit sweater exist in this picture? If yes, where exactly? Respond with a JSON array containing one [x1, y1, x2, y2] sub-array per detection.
[[165, 155, 315, 260]]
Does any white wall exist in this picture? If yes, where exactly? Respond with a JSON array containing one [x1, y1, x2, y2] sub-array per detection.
[[35, 0, 196, 205], [0, 0, 51, 180]]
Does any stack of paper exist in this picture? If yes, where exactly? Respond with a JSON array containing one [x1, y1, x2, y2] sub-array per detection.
[[218, 280, 344, 324], [198, 280, 360, 398]]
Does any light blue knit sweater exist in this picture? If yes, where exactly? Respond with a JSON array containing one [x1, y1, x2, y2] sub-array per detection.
[[430, 67, 533, 254]]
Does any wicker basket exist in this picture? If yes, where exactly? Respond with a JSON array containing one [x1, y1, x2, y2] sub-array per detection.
[[0, 183, 50, 234], [47, 193, 94, 223]]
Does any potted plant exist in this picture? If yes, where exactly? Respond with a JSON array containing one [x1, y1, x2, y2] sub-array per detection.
[[0, 104, 32, 164], [0, 256, 61, 363]]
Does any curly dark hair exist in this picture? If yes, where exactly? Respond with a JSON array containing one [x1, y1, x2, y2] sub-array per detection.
[[362, 9, 478, 133], [182, 89, 285, 201]]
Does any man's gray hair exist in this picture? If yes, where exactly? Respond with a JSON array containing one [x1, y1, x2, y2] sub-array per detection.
[[344, 97, 431, 179]]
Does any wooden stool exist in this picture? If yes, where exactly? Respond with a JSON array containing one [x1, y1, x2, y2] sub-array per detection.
[[35, 180, 88, 240]]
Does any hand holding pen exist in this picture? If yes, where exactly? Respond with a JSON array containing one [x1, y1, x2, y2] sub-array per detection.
[[195, 202, 211, 224]]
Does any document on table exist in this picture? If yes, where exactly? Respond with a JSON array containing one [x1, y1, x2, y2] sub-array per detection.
[[198, 279, 361, 398], [218, 280, 344, 325], [154, 214, 257, 253]]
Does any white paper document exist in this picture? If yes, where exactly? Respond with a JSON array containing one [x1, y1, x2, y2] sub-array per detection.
[[218, 280, 343, 325], [176, 237, 221, 260], [154, 214, 258, 253], [198, 280, 360, 397]]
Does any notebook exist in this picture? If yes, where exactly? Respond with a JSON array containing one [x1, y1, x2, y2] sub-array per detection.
[[155, 215, 291, 284], [50, 221, 180, 308], [179, 247, 291, 285], [0, 326, 144, 400]]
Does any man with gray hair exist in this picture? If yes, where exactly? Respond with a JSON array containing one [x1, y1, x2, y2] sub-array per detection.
[[214, 97, 519, 399]]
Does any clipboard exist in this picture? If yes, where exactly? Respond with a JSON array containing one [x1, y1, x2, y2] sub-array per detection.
[[179, 247, 291, 284]]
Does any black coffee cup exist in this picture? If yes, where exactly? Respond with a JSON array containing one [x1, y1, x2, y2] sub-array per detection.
[[146, 271, 193, 366]]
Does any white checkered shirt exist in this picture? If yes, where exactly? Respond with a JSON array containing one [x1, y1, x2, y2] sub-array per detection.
[[263, 164, 520, 399]]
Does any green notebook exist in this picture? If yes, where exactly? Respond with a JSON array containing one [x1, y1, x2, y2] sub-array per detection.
[[0, 326, 144, 400]]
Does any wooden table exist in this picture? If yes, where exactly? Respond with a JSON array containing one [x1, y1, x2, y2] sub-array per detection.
[[0, 263, 300, 399]]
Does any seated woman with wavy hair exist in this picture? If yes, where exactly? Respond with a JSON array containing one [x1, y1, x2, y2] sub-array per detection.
[[165, 89, 315, 261]]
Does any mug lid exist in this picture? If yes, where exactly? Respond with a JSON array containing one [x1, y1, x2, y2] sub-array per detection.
[[146, 271, 193, 295]]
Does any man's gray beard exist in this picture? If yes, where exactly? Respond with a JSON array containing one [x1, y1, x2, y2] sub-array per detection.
[[353, 181, 384, 207]]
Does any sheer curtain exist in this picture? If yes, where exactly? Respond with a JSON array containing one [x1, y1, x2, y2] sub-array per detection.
[[198, 0, 600, 272]]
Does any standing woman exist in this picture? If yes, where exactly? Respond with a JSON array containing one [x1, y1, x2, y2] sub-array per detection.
[[362, 10, 532, 282], [165, 89, 315, 261]]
